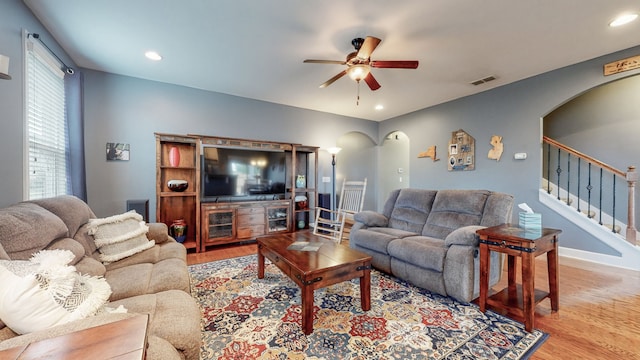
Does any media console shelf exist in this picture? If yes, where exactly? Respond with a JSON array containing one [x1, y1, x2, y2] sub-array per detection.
[[156, 134, 317, 252], [200, 200, 290, 251], [155, 133, 200, 252], [290, 145, 319, 231]]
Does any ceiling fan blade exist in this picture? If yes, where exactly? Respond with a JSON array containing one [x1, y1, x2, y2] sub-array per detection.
[[370, 60, 419, 69], [304, 59, 347, 65], [319, 70, 347, 88], [363, 73, 381, 91], [356, 36, 382, 60]]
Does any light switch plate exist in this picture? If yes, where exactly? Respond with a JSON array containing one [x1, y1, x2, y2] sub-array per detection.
[[322, 177, 331, 183]]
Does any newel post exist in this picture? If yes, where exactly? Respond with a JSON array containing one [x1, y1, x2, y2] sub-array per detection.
[[626, 166, 637, 245]]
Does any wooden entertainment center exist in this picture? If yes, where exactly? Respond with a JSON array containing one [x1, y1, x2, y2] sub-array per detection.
[[155, 133, 318, 252]]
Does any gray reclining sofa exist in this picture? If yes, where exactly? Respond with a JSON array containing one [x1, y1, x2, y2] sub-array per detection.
[[350, 189, 514, 303]]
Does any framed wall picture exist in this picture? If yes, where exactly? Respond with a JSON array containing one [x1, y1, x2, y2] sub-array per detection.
[[106, 143, 130, 161]]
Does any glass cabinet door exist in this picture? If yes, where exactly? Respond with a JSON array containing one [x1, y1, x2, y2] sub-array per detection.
[[204, 209, 235, 242], [267, 206, 289, 233]]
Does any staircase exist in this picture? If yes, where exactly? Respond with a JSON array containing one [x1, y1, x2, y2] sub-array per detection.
[[541, 136, 639, 270]]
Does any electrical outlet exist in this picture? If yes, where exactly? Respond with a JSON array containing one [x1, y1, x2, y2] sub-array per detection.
[[322, 177, 331, 183], [514, 152, 527, 160]]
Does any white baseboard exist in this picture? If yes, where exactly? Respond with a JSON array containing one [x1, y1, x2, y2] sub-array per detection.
[[559, 246, 640, 271]]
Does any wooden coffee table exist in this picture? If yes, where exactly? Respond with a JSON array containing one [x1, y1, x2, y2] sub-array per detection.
[[257, 232, 372, 335]]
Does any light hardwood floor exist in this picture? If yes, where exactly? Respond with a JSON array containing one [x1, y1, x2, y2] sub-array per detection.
[[187, 239, 640, 360]]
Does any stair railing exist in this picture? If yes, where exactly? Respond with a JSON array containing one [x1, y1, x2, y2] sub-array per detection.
[[543, 136, 637, 245]]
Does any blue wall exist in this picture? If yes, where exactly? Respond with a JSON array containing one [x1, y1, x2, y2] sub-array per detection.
[[81, 70, 378, 218]]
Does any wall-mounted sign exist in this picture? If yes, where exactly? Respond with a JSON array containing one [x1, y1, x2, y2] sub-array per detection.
[[448, 129, 475, 171], [604, 55, 640, 76]]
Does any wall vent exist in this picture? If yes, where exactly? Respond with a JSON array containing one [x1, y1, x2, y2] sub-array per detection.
[[470, 75, 497, 86]]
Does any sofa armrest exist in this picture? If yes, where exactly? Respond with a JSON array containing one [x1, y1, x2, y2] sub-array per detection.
[[147, 223, 172, 244], [444, 225, 486, 247], [353, 211, 389, 227]]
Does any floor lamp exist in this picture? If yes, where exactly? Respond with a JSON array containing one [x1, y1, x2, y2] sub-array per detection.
[[327, 147, 342, 217]]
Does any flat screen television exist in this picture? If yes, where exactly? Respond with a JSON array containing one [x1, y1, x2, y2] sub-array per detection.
[[201, 146, 287, 201]]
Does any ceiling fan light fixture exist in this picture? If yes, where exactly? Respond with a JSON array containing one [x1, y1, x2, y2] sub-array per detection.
[[347, 64, 370, 81]]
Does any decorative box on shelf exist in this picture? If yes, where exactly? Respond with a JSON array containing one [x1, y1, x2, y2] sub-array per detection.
[[519, 212, 542, 230]]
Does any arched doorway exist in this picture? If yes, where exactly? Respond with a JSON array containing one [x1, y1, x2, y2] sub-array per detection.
[[542, 73, 640, 234], [378, 130, 410, 211]]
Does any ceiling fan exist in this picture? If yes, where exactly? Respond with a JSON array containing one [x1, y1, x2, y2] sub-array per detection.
[[303, 36, 419, 91]]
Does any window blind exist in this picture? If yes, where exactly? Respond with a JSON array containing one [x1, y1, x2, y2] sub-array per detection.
[[25, 38, 69, 200]]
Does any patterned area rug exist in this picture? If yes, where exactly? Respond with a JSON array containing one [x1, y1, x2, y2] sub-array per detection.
[[189, 255, 547, 359]]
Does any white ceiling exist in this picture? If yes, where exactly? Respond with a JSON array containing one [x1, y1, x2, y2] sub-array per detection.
[[23, 0, 640, 121]]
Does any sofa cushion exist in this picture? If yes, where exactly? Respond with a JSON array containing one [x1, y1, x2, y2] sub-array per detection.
[[387, 189, 437, 233], [44, 238, 86, 265], [350, 227, 416, 254], [0, 203, 69, 260], [73, 223, 100, 256], [0, 250, 111, 335], [387, 236, 448, 272], [104, 241, 186, 271], [146, 335, 183, 360], [109, 290, 201, 360], [380, 189, 401, 218], [74, 256, 107, 277], [105, 258, 190, 301], [29, 195, 95, 238], [480, 192, 515, 227], [422, 190, 489, 239], [87, 211, 155, 264], [390, 258, 447, 296], [147, 222, 171, 244]]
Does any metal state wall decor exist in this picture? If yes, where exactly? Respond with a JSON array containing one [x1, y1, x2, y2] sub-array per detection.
[[448, 129, 475, 171]]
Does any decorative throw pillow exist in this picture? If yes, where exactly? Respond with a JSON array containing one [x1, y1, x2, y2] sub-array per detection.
[[0, 249, 111, 335], [87, 211, 155, 264]]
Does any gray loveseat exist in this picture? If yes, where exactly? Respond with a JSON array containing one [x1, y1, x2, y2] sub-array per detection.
[[350, 189, 514, 303]]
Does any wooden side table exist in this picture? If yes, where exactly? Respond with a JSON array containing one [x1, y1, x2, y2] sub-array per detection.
[[0, 314, 148, 359], [476, 224, 561, 332]]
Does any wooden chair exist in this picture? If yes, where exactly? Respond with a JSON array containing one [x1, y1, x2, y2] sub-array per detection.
[[337, 179, 367, 242], [313, 178, 367, 244], [337, 178, 367, 220], [312, 207, 347, 243]]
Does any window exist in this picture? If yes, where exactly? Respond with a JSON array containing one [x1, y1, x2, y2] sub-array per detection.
[[25, 36, 69, 200]]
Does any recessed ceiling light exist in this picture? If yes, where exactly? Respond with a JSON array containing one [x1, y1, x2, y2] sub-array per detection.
[[609, 13, 638, 27], [145, 51, 162, 61], [375, 104, 384, 111]]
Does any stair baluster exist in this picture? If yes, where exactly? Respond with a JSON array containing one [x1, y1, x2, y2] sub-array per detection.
[[542, 136, 637, 245]]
